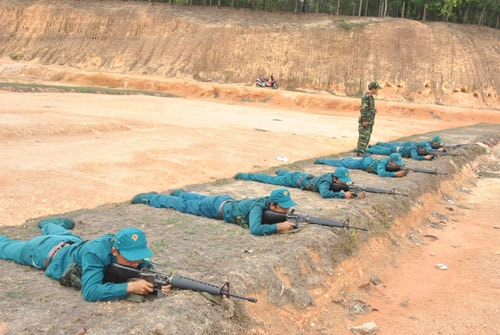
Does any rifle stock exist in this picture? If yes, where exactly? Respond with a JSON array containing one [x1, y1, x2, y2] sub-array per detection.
[[104, 263, 257, 302], [262, 209, 367, 231], [328, 183, 351, 194]]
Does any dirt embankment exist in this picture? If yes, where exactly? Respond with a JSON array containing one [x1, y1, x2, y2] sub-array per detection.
[[0, 0, 498, 108]]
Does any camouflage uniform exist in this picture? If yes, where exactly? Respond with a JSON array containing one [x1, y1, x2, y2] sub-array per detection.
[[356, 92, 376, 153]]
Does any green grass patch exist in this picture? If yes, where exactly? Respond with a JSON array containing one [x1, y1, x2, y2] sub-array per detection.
[[0, 82, 178, 98], [9, 53, 20, 60], [337, 20, 352, 30]]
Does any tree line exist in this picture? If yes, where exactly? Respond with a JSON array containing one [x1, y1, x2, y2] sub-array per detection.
[[144, 0, 499, 28]]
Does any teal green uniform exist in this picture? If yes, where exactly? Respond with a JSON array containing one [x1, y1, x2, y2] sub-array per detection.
[[236, 170, 346, 199], [0, 222, 147, 302], [315, 157, 398, 178], [367, 142, 426, 160], [373, 141, 404, 148], [147, 191, 280, 236], [356, 92, 376, 153]]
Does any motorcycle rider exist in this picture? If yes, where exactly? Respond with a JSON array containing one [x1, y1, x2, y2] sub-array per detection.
[[256, 74, 278, 89]]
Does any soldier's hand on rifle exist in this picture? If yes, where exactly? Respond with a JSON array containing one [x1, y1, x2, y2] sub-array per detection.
[[126, 278, 154, 295], [344, 191, 356, 199], [277, 221, 296, 232], [424, 154, 434, 160], [395, 170, 406, 177], [357, 191, 366, 199], [161, 284, 173, 295]]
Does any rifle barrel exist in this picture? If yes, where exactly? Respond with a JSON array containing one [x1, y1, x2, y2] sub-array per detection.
[[444, 144, 467, 149], [360, 186, 408, 196], [308, 217, 368, 231], [431, 151, 460, 157], [308, 216, 347, 227], [407, 167, 447, 175], [223, 291, 258, 303], [344, 219, 369, 231]]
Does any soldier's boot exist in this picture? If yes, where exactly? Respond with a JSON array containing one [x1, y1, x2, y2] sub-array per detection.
[[38, 218, 75, 230], [170, 189, 186, 197], [314, 158, 325, 164], [131, 192, 158, 204], [356, 152, 371, 157], [234, 173, 249, 180]]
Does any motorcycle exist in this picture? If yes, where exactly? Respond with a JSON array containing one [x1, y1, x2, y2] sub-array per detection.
[[256, 76, 278, 89]]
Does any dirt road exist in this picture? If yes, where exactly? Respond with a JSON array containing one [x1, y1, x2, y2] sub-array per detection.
[[246, 163, 500, 334], [335, 164, 500, 334]]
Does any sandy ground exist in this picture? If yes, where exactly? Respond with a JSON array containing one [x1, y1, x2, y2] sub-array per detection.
[[2, 89, 498, 227], [0, 88, 499, 334]]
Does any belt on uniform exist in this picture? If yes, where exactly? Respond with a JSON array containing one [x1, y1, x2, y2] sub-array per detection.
[[217, 200, 232, 220], [45, 241, 73, 267], [297, 176, 303, 189]]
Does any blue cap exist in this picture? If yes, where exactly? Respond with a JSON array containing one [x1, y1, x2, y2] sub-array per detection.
[[269, 188, 297, 209], [418, 141, 432, 152], [114, 228, 153, 261], [333, 167, 352, 183], [432, 136, 443, 143], [389, 153, 405, 167]]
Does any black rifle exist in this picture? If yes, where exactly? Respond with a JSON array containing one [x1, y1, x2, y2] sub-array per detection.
[[262, 209, 368, 231], [329, 183, 408, 197], [429, 150, 463, 157], [443, 144, 468, 150], [404, 167, 448, 175], [103, 262, 257, 303]]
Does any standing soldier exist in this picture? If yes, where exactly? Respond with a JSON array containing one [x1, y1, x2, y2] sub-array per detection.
[[355, 81, 382, 157]]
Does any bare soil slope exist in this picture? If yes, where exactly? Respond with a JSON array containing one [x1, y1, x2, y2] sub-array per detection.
[[0, 0, 498, 108]]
